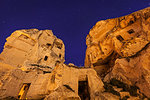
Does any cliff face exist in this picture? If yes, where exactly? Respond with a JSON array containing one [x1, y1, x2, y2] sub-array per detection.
[[0, 29, 105, 100], [0, 7, 150, 100], [85, 7, 150, 67], [85, 7, 150, 97], [0, 29, 65, 72]]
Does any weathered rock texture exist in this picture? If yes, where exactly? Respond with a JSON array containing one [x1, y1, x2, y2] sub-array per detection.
[[0, 63, 105, 100], [0, 29, 65, 72], [85, 7, 150, 98], [0, 29, 105, 100], [1, 7, 150, 100]]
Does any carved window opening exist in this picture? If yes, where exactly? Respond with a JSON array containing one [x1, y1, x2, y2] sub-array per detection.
[[59, 54, 61, 58], [78, 80, 90, 100], [127, 29, 135, 34], [46, 43, 51, 47], [18, 83, 31, 99], [116, 35, 124, 42], [57, 45, 62, 49], [128, 20, 134, 25], [44, 56, 48, 61]]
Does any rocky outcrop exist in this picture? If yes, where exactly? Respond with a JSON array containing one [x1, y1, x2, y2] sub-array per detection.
[[104, 44, 150, 98], [0, 29, 65, 72], [1, 7, 150, 100], [85, 7, 150, 98], [85, 7, 150, 67], [0, 29, 105, 100]]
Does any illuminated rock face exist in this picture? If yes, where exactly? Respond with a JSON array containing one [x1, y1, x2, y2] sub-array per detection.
[[1, 7, 150, 99], [0, 63, 104, 100], [0, 29, 105, 100], [85, 7, 150, 97], [0, 29, 65, 72], [85, 7, 150, 67]]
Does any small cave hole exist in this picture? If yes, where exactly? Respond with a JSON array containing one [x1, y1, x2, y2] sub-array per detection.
[[44, 56, 48, 61], [59, 54, 61, 58], [116, 35, 124, 42], [46, 43, 51, 46], [57, 45, 62, 49], [128, 20, 134, 25], [127, 29, 135, 34]]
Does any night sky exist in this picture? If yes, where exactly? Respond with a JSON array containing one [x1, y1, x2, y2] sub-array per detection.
[[0, 0, 149, 66]]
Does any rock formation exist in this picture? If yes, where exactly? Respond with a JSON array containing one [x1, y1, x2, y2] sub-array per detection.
[[85, 7, 150, 98], [0, 29, 65, 72], [0, 7, 150, 100], [0, 29, 105, 100]]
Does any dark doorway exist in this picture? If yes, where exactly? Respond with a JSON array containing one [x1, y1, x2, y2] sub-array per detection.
[[78, 81, 90, 100]]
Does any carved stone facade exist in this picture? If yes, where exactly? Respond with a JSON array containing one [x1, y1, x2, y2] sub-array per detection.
[[0, 29, 104, 100], [85, 7, 150, 98], [0, 7, 150, 100]]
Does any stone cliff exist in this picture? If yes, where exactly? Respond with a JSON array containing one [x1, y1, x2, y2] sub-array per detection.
[[85, 7, 150, 98], [0, 29, 65, 71], [0, 7, 150, 100], [0, 29, 104, 100]]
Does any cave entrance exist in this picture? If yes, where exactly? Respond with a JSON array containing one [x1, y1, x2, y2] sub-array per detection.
[[78, 80, 90, 100], [18, 83, 31, 99]]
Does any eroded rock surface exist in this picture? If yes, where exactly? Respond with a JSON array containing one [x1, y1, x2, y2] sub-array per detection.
[[85, 7, 150, 98], [104, 44, 150, 97], [0, 29, 105, 100], [85, 7, 150, 67], [0, 29, 65, 72], [1, 7, 150, 100]]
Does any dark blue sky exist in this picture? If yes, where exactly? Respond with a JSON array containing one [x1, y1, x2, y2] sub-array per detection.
[[0, 0, 149, 66]]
